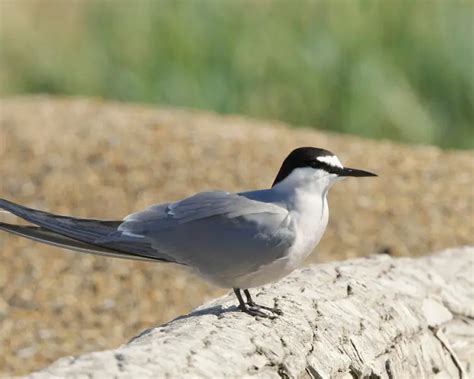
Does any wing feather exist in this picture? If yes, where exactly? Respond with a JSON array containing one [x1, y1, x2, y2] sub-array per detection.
[[118, 191, 294, 285], [120, 191, 287, 232]]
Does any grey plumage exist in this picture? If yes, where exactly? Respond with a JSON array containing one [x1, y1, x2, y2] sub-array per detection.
[[0, 199, 172, 262], [117, 191, 294, 286], [0, 222, 156, 262], [0, 192, 294, 286]]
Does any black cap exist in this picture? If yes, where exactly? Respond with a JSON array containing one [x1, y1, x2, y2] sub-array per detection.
[[272, 147, 376, 187]]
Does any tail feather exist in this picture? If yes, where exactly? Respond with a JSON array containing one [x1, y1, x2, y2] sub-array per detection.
[[0, 198, 122, 242], [0, 198, 176, 263], [0, 222, 156, 261]]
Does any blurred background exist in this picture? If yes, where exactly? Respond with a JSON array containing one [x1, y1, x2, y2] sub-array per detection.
[[1, 1, 473, 376], [1, 0, 473, 149]]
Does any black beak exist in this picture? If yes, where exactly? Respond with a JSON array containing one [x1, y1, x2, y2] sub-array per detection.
[[338, 167, 377, 177]]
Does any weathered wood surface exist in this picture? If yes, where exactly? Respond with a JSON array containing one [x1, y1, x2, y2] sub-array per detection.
[[27, 247, 473, 379]]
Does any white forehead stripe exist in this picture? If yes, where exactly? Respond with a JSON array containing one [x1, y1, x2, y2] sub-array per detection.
[[316, 155, 343, 168]]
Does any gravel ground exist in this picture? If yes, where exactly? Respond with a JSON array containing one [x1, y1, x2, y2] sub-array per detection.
[[0, 96, 472, 376]]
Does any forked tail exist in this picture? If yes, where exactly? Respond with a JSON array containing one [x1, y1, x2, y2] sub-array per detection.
[[0, 199, 174, 263]]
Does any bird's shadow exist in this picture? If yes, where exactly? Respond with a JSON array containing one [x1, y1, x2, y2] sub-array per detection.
[[175, 303, 237, 320], [127, 303, 239, 344]]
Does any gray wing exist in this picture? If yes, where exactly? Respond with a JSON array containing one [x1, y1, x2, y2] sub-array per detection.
[[120, 191, 286, 226], [117, 191, 295, 282]]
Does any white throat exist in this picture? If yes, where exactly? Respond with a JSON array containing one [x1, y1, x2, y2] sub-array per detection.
[[272, 167, 339, 203], [269, 167, 340, 239]]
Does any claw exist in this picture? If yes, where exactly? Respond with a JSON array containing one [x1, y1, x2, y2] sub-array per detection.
[[239, 304, 276, 319], [234, 288, 282, 319], [247, 302, 283, 315], [263, 306, 283, 316]]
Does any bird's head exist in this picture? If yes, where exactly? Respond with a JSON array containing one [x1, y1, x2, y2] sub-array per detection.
[[272, 147, 377, 189]]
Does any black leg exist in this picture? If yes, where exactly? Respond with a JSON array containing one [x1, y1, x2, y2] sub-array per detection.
[[234, 288, 247, 308], [243, 289, 255, 305], [233, 288, 272, 318]]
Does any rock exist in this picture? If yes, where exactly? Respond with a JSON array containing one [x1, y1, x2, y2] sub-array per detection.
[[26, 247, 473, 378]]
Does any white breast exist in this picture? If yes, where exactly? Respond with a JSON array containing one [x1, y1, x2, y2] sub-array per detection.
[[286, 192, 329, 267]]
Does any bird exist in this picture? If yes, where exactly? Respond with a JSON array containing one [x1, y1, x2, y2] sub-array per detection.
[[0, 147, 376, 318]]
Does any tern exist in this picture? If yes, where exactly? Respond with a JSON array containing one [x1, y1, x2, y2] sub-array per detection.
[[0, 147, 376, 318]]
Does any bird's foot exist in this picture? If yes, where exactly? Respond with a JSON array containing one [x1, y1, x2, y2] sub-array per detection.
[[234, 288, 282, 319], [247, 301, 283, 316], [239, 303, 279, 319]]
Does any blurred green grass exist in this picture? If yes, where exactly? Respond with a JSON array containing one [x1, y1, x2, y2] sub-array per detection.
[[0, 0, 473, 149]]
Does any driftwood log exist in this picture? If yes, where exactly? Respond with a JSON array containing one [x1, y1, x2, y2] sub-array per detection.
[[27, 247, 473, 378]]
